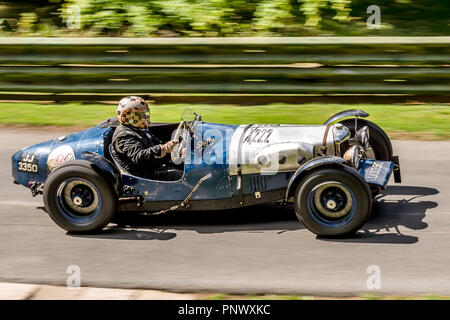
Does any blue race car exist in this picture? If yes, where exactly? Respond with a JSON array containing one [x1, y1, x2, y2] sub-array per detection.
[[11, 109, 401, 237]]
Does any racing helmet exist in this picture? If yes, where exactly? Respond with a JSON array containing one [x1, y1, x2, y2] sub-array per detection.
[[116, 96, 150, 130]]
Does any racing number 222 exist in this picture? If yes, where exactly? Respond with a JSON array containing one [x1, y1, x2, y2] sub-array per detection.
[[243, 127, 273, 144]]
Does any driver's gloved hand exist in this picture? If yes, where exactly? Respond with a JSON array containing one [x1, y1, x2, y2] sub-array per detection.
[[159, 140, 179, 157]]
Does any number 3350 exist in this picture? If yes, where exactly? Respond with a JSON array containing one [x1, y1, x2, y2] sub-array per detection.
[[18, 162, 38, 173]]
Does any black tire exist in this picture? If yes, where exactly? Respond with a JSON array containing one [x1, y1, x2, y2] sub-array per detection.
[[339, 118, 393, 161], [294, 166, 372, 237], [43, 161, 117, 233]]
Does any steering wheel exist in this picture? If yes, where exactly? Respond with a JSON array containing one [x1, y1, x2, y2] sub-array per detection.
[[171, 120, 188, 165]]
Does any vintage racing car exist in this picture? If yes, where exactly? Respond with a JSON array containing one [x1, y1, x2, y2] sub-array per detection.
[[11, 109, 401, 237]]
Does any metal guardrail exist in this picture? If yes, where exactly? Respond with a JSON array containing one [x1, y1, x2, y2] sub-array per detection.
[[0, 37, 449, 104]]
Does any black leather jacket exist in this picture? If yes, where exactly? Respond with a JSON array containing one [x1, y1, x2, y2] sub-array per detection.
[[110, 124, 163, 177]]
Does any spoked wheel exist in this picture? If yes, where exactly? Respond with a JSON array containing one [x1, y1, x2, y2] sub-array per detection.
[[294, 167, 372, 237], [43, 161, 117, 233]]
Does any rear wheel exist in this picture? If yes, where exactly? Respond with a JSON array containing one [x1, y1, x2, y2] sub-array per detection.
[[43, 162, 117, 233], [294, 167, 372, 237]]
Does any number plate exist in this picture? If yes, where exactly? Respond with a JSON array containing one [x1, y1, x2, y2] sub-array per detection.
[[17, 152, 39, 173], [358, 159, 394, 188]]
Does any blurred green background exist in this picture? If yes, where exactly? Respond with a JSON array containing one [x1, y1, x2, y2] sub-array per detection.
[[0, 1, 448, 140], [0, 0, 449, 37], [1, 102, 448, 140]]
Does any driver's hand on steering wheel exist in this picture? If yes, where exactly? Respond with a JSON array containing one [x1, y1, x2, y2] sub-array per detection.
[[160, 140, 179, 157]]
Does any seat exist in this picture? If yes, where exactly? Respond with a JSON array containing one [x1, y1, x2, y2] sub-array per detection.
[[102, 126, 116, 161], [108, 143, 130, 175]]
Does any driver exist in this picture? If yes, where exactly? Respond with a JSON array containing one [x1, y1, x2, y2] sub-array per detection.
[[110, 96, 183, 181]]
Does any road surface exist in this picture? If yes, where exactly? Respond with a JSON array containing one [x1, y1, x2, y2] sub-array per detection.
[[0, 127, 449, 296]]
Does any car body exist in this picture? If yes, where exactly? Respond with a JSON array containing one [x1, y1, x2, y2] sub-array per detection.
[[11, 109, 401, 236]]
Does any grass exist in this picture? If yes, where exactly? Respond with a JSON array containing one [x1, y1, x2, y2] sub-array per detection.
[[0, 102, 449, 140]]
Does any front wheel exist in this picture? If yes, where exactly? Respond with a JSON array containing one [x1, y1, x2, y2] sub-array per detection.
[[294, 167, 372, 237], [43, 161, 117, 233]]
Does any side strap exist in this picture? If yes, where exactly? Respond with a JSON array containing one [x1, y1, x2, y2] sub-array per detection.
[[237, 124, 254, 205], [320, 124, 332, 156]]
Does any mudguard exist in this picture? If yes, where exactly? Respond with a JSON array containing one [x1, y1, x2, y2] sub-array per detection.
[[323, 109, 369, 125], [285, 156, 346, 201], [80, 152, 122, 195]]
